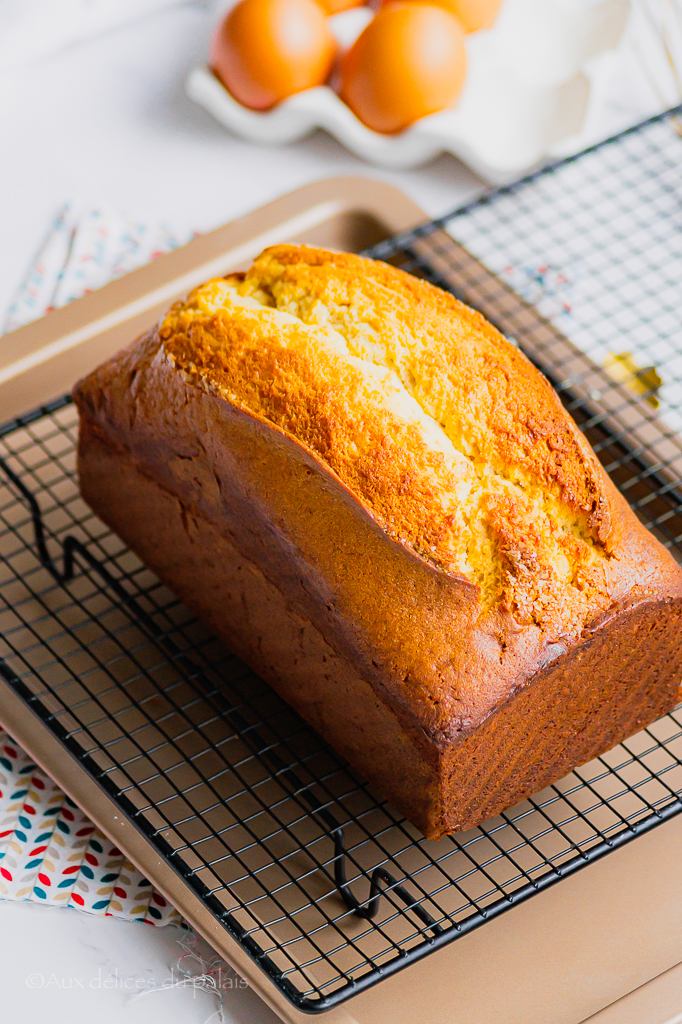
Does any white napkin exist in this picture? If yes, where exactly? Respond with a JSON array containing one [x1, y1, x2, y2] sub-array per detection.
[[3, 204, 195, 335]]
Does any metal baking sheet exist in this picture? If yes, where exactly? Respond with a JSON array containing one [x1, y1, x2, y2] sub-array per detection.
[[2, 166, 682, 1024]]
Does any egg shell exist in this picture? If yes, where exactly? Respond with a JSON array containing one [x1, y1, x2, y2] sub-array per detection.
[[382, 0, 503, 31], [340, 1, 467, 133], [210, 0, 336, 111], [318, 0, 367, 13]]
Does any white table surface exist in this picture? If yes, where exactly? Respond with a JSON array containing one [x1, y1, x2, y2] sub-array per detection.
[[0, 5, 483, 1022], [0, 901, 281, 1023], [0, 2, 486, 321]]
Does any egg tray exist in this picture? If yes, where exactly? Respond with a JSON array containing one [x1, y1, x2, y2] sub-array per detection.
[[2, 110, 682, 1023], [187, 0, 629, 177]]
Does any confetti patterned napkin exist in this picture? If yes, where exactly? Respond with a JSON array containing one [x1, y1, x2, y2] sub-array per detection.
[[0, 732, 187, 925], [3, 203, 194, 334], [1, 204, 196, 925]]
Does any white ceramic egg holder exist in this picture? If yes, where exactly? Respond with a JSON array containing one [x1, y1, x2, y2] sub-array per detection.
[[186, 0, 630, 179]]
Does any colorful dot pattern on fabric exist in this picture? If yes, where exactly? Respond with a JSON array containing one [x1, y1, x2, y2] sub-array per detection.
[[3, 203, 195, 334], [0, 206, 196, 925], [0, 732, 187, 927]]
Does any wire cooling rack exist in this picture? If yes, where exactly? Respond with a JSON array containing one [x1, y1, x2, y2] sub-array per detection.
[[1, 106, 682, 1013]]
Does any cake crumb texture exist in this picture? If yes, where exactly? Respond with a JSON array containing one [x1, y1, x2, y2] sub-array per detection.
[[160, 245, 613, 635]]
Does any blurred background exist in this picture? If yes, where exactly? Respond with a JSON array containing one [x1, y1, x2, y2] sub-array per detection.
[[0, 0, 680, 330]]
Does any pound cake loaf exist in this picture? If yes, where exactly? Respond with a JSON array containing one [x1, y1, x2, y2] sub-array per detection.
[[72, 244, 682, 839]]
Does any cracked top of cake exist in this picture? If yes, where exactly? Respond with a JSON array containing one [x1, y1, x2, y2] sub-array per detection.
[[159, 243, 615, 633]]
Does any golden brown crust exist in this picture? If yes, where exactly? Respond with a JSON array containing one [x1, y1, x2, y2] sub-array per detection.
[[245, 245, 612, 540], [72, 245, 682, 836], [76, 422, 446, 836], [73, 320, 682, 745], [74, 397, 682, 839], [157, 246, 631, 637], [167, 317, 474, 580]]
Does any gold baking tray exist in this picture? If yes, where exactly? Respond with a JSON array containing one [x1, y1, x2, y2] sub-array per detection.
[[1, 177, 682, 1024]]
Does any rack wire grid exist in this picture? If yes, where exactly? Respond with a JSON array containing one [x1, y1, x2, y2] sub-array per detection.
[[2, 104, 682, 1014]]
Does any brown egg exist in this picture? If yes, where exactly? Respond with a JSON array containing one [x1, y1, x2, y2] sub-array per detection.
[[210, 0, 336, 111], [340, 2, 467, 134], [407, 0, 503, 32]]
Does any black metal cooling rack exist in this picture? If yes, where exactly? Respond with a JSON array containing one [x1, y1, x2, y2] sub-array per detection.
[[2, 105, 682, 1013]]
